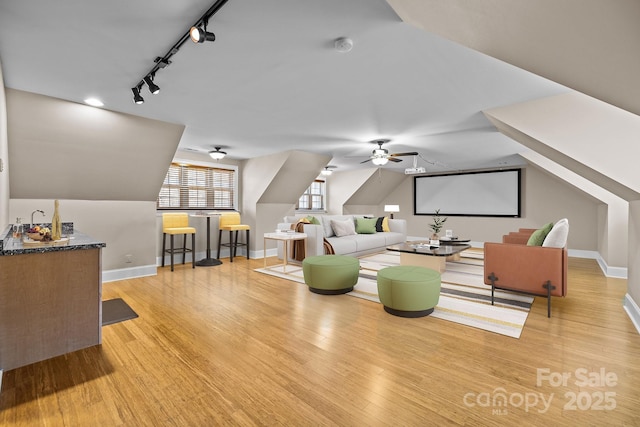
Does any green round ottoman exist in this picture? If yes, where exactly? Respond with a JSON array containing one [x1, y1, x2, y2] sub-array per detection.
[[377, 266, 441, 317], [302, 255, 360, 295]]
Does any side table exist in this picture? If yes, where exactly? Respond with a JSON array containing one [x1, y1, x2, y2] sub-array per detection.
[[263, 232, 307, 273]]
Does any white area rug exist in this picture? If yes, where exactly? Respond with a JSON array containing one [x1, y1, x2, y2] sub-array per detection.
[[256, 250, 533, 338]]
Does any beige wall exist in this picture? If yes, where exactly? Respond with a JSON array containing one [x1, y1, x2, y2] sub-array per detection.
[[10, 199, 156, 271], [629, 201, 640, 304], [383, 166, 600, 249], [0, 63, 8, 229]]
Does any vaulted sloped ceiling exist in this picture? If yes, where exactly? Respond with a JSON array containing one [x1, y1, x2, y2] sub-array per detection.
[[386, 0, 640, 116], [243, 150, 331, 205], [7, 89, 184, 201]]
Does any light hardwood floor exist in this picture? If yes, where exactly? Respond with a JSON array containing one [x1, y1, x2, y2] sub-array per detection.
[[1, 256, 639, 426]]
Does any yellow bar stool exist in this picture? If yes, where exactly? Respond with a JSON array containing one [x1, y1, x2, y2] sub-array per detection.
[[216, 212, 250, 262], [161, 212, 196, 271]]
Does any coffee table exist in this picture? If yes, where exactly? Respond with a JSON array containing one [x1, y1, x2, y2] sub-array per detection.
[[438, 237, 471, 246], [386, 242, 471, 273]]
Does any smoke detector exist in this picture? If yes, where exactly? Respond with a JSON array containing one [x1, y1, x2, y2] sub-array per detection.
[[334, 37, 353, 53]]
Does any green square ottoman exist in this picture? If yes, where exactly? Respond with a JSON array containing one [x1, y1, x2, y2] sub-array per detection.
[[302, 255, 360, 295], [377, 266, 441, 317]]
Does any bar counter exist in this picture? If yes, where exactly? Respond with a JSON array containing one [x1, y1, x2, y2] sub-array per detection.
[[0, 225, 106, 371]]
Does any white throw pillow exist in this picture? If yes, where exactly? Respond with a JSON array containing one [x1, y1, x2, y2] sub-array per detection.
[[542, 218, 569, 248], [330, 218, 356, 237]]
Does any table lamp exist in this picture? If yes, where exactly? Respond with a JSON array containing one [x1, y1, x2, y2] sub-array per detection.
[[384, 204, 400, 219]]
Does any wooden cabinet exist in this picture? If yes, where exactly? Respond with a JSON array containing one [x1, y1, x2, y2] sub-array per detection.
[[0, 231, 104, 371]]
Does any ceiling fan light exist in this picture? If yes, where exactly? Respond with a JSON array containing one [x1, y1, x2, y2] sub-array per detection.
[[209, 147, 226, 160], [321, 168, 333, 176], [372, 157, 388, 166]]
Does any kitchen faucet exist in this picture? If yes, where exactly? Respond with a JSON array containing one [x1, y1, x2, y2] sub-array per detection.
[[31, 209, 45, 229]]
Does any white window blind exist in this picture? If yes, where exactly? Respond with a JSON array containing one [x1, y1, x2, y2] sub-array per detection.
[[158, 163, 236, 210]]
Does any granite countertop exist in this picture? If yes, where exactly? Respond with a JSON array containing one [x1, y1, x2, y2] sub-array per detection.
[[0, 224, 106, 256]]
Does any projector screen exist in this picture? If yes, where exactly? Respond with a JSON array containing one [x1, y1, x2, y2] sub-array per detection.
[[414, 169, 521, 217]]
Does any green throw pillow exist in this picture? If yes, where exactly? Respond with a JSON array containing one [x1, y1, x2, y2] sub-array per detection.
[[305, 215, 321, 225], [355, 217, 377, 234], [527, 222, 554, 246]]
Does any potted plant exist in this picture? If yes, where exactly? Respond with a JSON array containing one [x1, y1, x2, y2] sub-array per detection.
[[429, 209, 447, 240]]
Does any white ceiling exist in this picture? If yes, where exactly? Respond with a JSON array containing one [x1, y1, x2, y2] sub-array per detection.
[[0, 0, 575, 173]]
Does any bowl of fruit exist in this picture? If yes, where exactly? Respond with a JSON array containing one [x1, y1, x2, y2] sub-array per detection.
[[27, 226, 51, 241]]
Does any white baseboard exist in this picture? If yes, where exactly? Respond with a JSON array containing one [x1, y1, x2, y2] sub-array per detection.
[[585, 251, 628, 279], [253, 247, 277, 259], [103, 264, 157, 283], [623, 294, 640, 335], [0, 369, 3, 393]]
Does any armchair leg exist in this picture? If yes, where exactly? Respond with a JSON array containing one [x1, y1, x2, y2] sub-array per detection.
[[488, 273, 498, 306], [542, 280, 556, 318]]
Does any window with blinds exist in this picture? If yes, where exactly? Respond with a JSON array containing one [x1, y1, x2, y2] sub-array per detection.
[[157, 163, 236, 210]]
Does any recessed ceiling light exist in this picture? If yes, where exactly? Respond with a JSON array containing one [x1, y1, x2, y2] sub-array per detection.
[[84, 98, 104, 107]]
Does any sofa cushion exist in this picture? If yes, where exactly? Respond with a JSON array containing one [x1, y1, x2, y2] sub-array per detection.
[[383, 232, 406, 246], [543, 218, 569, 248], [327, 236, 358, 254], [305, 215, 321, 225], [331, 218, 357, 237], [527, 223, 553, 246], [381, 217, 391, 232], [322, 215, 351, 237], [355, 217, 377, 234], [353, 234, 387, 252]]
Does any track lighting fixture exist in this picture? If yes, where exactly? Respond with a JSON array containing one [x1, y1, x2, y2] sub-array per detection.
[[130, 0, 229, 104], [144, 74, 160, 94], [131, 85, 144, 104], [209, 147, 227, 160], [190, 24, 216, 43]]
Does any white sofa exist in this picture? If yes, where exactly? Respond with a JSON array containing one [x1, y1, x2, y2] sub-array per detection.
[[277, 214, 407, 259]]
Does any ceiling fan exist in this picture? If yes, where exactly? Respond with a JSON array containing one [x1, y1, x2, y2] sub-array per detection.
[[181, 145, 228, 160], [361, 139, 418, 166]]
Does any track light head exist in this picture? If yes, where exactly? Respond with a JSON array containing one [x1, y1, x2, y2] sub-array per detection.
[[131, 86, 144, 104], [190, 25, 216, 43], [143, 75, 160, 95]]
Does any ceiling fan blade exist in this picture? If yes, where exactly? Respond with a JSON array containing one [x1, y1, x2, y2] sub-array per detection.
[[389, 152, 419, 157], [388, 157, 403, 163], [360, 158, 372, 164]]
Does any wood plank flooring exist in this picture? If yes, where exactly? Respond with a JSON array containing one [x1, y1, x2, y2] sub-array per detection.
[[1, 257, 639, 426]]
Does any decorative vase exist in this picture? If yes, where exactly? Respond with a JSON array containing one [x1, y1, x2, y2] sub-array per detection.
[[430, 232, 440, 246], [52, 199, 62, 241]]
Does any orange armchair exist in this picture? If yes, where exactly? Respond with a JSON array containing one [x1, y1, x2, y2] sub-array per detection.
[[484, 226, 568, 317]]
